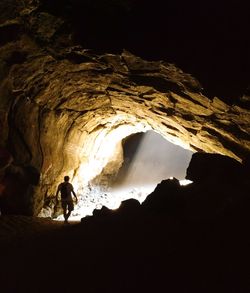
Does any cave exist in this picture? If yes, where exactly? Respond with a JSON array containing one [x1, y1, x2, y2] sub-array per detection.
[[0, 1, 250, 292], [1, 44, 249, 217], [53, 130, 193, 220]]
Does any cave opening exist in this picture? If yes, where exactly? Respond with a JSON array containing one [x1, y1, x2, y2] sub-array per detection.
[[55, 130, 193, 221], [107, 130, 193, 206], [113, 130, 193, 188]]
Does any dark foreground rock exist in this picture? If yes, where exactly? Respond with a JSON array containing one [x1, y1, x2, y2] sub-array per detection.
[[186, 152, 246, 183], [0, 154, 250, 293]]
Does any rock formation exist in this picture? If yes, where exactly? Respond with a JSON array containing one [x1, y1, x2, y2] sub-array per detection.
[[0, 0, 249, 215], [1, 153, 250, 293]]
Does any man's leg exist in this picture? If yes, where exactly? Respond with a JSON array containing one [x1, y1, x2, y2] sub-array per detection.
[[62, 201, 68, 222], [66, 210, 71, 221], [65, 201, 74, 221], [63, 209, 68, 222]]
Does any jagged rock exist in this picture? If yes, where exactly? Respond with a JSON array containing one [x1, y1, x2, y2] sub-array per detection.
[[0, 0, 249, 215], [138, 153, 249, 220], [142, 177, 183, 213], [92, 205, 112, 218], [186, 153, 245, 183], [118, 198, 141, 215]]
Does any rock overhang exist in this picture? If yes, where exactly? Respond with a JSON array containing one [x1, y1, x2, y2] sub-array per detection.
[[0, 0, 250, 215], [4, 49, 249, 203]]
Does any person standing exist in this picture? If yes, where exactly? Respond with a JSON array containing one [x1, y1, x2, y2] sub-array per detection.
[[56, 176, 77, 223]]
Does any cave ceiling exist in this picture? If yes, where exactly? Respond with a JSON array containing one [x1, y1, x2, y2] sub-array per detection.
[[0, 0, 250, 214]]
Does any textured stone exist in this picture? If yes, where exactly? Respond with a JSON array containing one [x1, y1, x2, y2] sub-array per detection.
[[0, 0, 249, 215]]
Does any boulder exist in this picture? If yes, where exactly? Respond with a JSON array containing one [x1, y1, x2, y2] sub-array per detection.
[[142, 177, 183, 213], [186, 152, 244, 183]]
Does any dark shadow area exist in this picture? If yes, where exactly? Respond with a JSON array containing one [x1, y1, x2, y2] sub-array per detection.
[[0, 23, 22, 46], [0, 146, 40, 216], [0, 153, 249, 292], [39, 0, 250, 103]]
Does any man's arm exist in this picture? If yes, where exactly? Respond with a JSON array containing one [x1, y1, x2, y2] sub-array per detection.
[[72, 188, 78, 202]]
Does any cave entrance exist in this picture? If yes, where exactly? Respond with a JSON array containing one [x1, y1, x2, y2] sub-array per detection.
[[60, 130, 193, 221], [108, 130, 193, 203]]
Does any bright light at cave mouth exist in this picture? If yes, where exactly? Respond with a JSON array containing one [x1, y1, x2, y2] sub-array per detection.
[[55, 179, 193, 222], [54, 131, 193, 222]]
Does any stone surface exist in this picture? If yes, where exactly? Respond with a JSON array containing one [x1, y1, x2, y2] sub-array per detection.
[[0, 0, 249, 215], [186, 153, 245, 183]]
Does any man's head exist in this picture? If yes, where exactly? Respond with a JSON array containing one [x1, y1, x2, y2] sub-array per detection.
[[64, 176, 70, 182]]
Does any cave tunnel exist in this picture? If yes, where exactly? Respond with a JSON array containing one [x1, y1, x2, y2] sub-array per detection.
[[1, 3, 250, 293], [43, 110, 196, 221], [1, 49, 249, 219], [0, 5, 249, 218], [54, 129, 194, 220]]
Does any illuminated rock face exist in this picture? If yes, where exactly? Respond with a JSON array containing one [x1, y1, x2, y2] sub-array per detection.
[[0, 1, 250, 215]]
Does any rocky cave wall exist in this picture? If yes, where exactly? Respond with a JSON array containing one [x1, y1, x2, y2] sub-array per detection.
[[0, 0, 250, 215]]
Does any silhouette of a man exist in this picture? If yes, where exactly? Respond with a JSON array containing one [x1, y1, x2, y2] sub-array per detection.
[[56, 176, 77, 223]]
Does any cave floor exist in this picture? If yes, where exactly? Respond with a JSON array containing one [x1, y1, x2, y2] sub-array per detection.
[[0, 211, 249, 293], [0, 215, 78, 244]]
